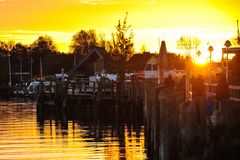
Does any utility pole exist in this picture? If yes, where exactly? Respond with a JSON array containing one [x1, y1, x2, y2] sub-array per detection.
[[40, 57, 43, 81], [224, 40, 232, 82], [20, 57, 22, 82], [28, 47, 33, 82], [73, 52, 76, 67], [8, 52, 12, 86], [208, 46, 213, 91], [237, 19, 240, 45], [30, 56, 33, 82]]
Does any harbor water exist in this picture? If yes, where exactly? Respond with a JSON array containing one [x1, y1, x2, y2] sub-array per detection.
[[0, 100, 146, 160]]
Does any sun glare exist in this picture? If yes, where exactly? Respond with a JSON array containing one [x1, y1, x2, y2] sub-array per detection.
[[194, 57, 208, 65]]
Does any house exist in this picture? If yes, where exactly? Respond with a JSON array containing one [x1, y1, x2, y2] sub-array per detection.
[[69, 46, 114, 78], [127, 52, 158, 72], [127, 52, 159, 79], [126, 41, 181, 79], [126, 41, 167, 79]]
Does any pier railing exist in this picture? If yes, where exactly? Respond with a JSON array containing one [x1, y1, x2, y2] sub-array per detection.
[[38, 79, 144, 106], [205, 83, 240, 102]]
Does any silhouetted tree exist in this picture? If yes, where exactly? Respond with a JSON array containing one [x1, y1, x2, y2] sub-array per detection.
[[31, 35, 56, 57], [12, 43, 27, 58], [0, 41, 15, 57], [230, 37, 240, 47], [109, 12, 134, 79], [11, 43, 28, 82], [0, 41, 8, 57], [110, 13, 134, 62], [167, 53, 185, 69], [70, 29, 98, 56], [30, 36, 57, 78], [0, 41, 15, 85], [98, 32, 108, 48], [177, 35, 200, 101], [0, 37, 76, 83], [140, 44, 148, 53], [97, 32, 114, 54], [0, 41, 14, 83], [177, 35, 200, 58]]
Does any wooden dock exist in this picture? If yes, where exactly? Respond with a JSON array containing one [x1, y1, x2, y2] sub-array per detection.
[[36, 77, 240, 159], [144, 82, 240, 160], [37, 78, 144, 108]]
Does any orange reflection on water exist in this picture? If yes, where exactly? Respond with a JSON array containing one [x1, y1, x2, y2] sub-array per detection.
[[0, 100, 146, 160], [124, 126, 146, 160]]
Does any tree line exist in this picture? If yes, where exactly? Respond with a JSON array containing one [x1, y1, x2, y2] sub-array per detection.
[[0, 12, 239, 85], [0, 13, 135, 85], [0, 36, 74, 84]]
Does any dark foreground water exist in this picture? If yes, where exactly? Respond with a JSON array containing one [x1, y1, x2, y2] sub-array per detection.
[[0, 100, 146, 160]]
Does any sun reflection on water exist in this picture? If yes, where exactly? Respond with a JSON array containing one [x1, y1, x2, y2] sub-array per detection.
[[0, 100, 146, 160]]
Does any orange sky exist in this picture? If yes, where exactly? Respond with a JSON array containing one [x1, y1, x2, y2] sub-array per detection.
[[0, 0, 239, 61]]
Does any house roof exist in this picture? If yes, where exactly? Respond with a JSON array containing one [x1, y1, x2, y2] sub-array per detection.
[[127, 53, 158, 71], [68, 46, 113, 75]]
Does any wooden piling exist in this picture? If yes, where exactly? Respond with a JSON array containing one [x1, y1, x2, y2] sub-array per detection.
[[144, 81, 210, 159], [36, 78, 145, 110]]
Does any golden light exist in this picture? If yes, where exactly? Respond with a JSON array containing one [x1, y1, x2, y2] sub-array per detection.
[[0, 0, 239, 53], [194, 56, 208, 65]]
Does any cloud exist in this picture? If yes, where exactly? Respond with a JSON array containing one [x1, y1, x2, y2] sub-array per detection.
[[79, 0, 117, 5], [79, 0, 155, 5], [0, 30, 73, 43], [78, 0, 158, 5]]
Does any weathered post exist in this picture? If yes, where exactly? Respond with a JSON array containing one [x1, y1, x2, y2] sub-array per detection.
[[55, 79, 68, 111], [72, 81, 75, 96], [144, 82, 155, 159], [110, 80, 114, 100], [144, 78, 210, 159], [38, 81, 44, 104], [96, 79, 102, 105]]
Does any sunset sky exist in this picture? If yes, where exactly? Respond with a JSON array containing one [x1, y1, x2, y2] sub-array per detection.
[[0, 0, 239, 61]]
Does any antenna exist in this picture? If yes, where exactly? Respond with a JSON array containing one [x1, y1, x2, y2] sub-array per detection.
[[237, 19, 240, 45], [237, 19, 239, 36]]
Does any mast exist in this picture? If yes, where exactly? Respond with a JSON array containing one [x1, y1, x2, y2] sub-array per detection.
[[237, 19, 240, 45]]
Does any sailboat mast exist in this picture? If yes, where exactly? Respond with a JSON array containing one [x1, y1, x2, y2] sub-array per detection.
[[237, 19, 240, 44]]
